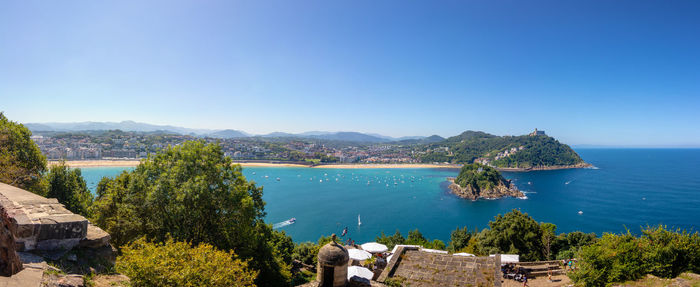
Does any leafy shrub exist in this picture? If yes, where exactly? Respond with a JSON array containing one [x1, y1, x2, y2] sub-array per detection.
[[117, 237, 257, 287], [570, 226, 700, 286], [570, 232, 645, 286]]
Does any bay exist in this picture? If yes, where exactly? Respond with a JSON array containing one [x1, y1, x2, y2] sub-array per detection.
[[80, 149, 700, 244]]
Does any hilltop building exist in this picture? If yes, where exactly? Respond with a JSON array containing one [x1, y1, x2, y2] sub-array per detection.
[[529, 128, 545, 136]]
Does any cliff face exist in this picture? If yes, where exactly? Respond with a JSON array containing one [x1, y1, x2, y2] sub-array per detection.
[[447, 178, 524, 200]]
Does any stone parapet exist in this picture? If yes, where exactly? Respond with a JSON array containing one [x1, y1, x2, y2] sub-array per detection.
[[0, 183, 88, 251]]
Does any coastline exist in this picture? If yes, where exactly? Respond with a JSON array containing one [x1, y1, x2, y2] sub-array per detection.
[[52, 160, 460, 169], [496, 162, 593, 172], [311, 163, 461, 169], [52, 160, 591, 171], [50, 160, 142, 168]]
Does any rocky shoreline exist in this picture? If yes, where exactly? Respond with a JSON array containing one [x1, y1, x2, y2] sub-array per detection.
[[447, 178, 524, 200], [495, 162, 593, 172]]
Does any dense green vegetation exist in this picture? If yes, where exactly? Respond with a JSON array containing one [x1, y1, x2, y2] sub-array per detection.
[[0, 112, 47, 193], [91, 140, 290, 286], [570, 226, 700, 286], [454, 163, 508, 192], [117, 237, 257, 287], [420, 130, 584, 167], [375, 229, 446, 250], [44, 162, 93, 217]]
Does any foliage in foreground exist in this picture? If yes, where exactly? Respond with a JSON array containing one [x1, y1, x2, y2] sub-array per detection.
[[375, 229, 446, 251], [0, 112, 47, 193], [44, 162, 93, 217], [570, 226, 700, 286], [475, 209, 544, 261], [91, 140, 290, 286], [117, 237, 257, 287]]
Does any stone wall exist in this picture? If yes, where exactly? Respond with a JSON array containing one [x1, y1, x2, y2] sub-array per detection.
[[0, 183, 88, 251], [0, 207, 22, 276]]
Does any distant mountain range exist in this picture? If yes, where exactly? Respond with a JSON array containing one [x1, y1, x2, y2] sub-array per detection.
[[24, 121, 441, 143]]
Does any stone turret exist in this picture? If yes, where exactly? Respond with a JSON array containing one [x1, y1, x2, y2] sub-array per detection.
[[317, 234, 349, 287]]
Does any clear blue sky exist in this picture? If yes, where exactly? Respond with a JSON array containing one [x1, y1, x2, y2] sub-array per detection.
[[1, 0, 699, 146]]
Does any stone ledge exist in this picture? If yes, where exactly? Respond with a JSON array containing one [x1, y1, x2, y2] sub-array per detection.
[[0, 183, 88, 251]]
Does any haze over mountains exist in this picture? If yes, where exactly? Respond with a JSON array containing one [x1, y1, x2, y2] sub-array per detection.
[[24, 121, 441, 143]]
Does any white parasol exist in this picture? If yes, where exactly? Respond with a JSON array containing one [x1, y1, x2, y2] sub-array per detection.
[[361, 242, 388, 253], [347, 266, 374, 280], [348, 249, 372, 261]]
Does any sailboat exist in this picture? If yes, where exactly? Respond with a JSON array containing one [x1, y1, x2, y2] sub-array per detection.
[[358, 214, 362, 226]]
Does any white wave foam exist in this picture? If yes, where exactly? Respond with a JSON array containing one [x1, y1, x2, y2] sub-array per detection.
[[273, 220, 294, 229]]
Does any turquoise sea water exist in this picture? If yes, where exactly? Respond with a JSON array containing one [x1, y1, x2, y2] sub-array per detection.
[[80, 149, 700, 244]]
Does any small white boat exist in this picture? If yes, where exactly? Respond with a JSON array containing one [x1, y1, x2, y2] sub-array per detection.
[[276, 177, 280, 181], [578, 210, 583, 215], [358, 214, 362, 226]]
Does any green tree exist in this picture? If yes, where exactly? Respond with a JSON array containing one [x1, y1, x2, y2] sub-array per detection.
[[551, 231, 596, 260], [269, 230, 295, 264], [92, 140, 289, 286], [117, 237, 257, 287], [292, 242, 320, 266], [448, 227, 476, 252], [376, 230, 406, 250], [476, 209, 544, 261], [45, 162, 93, 217], [406, 229, 428, 245], [375, 229, 445, 250], [540, 222, 556, 260], [0, 112, 47, 193]]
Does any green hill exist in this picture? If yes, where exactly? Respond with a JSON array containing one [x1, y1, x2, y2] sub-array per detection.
[[449, 163, 523, 200], [419, 130, 586, 168]]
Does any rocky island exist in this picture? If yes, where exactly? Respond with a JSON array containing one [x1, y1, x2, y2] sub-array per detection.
[[448, 163, 524, 200]]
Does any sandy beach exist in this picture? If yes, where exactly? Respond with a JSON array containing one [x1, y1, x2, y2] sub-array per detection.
[[53, 160, 461, 169], [50, 160, 142, 168], [312, 163, 461, 169]]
